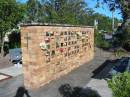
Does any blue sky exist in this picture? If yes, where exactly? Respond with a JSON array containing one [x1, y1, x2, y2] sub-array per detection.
[[17, 0, 122, 20], [86, 0, 122, 19]]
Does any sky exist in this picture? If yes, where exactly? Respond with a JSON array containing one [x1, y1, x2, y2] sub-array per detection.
[[86, 0, 122, 20], [17, 0, 122, 20]]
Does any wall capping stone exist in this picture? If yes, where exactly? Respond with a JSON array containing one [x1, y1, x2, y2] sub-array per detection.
[[19, 22, 94, 28]]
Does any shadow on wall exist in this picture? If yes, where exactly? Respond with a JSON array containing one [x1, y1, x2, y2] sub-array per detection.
[[59, 84, 100, 97], [14, 87, 31, 97]]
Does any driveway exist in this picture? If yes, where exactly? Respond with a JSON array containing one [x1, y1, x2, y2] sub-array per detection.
[[0, 48, 116, 97]]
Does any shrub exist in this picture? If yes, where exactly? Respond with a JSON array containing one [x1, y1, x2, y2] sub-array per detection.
[[8, 31, 21, 49], [123, 40, 130, 52], [115, 48, 125, 57], [94, 31, 112, 50], [108, 72, 130, 97], [94, 31, 103, 47], [100, 40, 112, 50]]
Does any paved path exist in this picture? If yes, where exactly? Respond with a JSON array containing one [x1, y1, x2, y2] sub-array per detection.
[[85, 79, 112, 97], [0, 66, 23, 77], [0, 48, 115, 97]]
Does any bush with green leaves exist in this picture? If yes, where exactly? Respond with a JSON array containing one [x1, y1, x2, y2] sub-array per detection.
[[100, 40, 112, 50], [114, 48, 126, 57], [108, 72, 130, 97], [123, 40, 130, 52], [8, 31, 21, 49], [95, 32, 112, 50]]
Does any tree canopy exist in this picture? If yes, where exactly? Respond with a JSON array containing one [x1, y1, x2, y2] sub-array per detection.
[[0, 0, 123, 54], [0, 0, 25, 34], [25, 0, 120, 30], [0, 0, 25, 55], [97, 0, 130, 26], [96, 0, 130, 51]]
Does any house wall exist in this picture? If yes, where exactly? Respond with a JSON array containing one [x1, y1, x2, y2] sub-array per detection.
[[20, 24, 94, 89]]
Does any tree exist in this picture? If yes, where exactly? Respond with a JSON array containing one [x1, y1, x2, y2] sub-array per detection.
[[96, 0, 130, 51], [8, 30, 21, 49], [42, 0, 88, 24], [26, 0, 43, 22], [0, 0, 25, 56], [95, 0, 129, 33], [97, 0, 130, 29], [25, 0, 120, 29]]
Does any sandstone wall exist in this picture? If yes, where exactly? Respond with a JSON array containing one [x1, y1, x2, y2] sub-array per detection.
[[20, 24, 94, 89]]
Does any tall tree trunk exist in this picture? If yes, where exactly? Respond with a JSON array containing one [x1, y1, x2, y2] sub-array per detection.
[[0, 37, 4, 57], [117, 18, 129, 33], [118, 18, 129, 46], [0, 32, 5, 57]]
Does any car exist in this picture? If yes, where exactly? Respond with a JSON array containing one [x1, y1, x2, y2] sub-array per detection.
[[9, 48, 22, 64], [107, 57, 129, 78], [12, 59, 22, 64]]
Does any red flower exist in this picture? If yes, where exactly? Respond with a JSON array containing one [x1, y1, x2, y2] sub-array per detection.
[[59, 48, 64, 53], [45, 37, 50, 42]]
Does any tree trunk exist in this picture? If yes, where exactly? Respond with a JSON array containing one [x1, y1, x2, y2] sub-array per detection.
[[0, 37, 4, 57], [121, 18, 129, 29], [117, 18, 129, 33]]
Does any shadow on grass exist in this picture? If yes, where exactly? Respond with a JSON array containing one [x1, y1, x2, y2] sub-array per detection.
[[59, 84, 100, 97]]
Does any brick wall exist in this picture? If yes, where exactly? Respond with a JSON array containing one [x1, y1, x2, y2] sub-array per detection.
[[20, 24, 94, 89]]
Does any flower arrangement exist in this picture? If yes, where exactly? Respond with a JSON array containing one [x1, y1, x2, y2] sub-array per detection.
[[39, 42, 47, 50], [59, 48, 64, 53], [77, 32, 82, 36]]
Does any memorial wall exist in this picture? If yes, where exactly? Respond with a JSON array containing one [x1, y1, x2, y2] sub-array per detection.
[[20, 24, 94, 89]]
